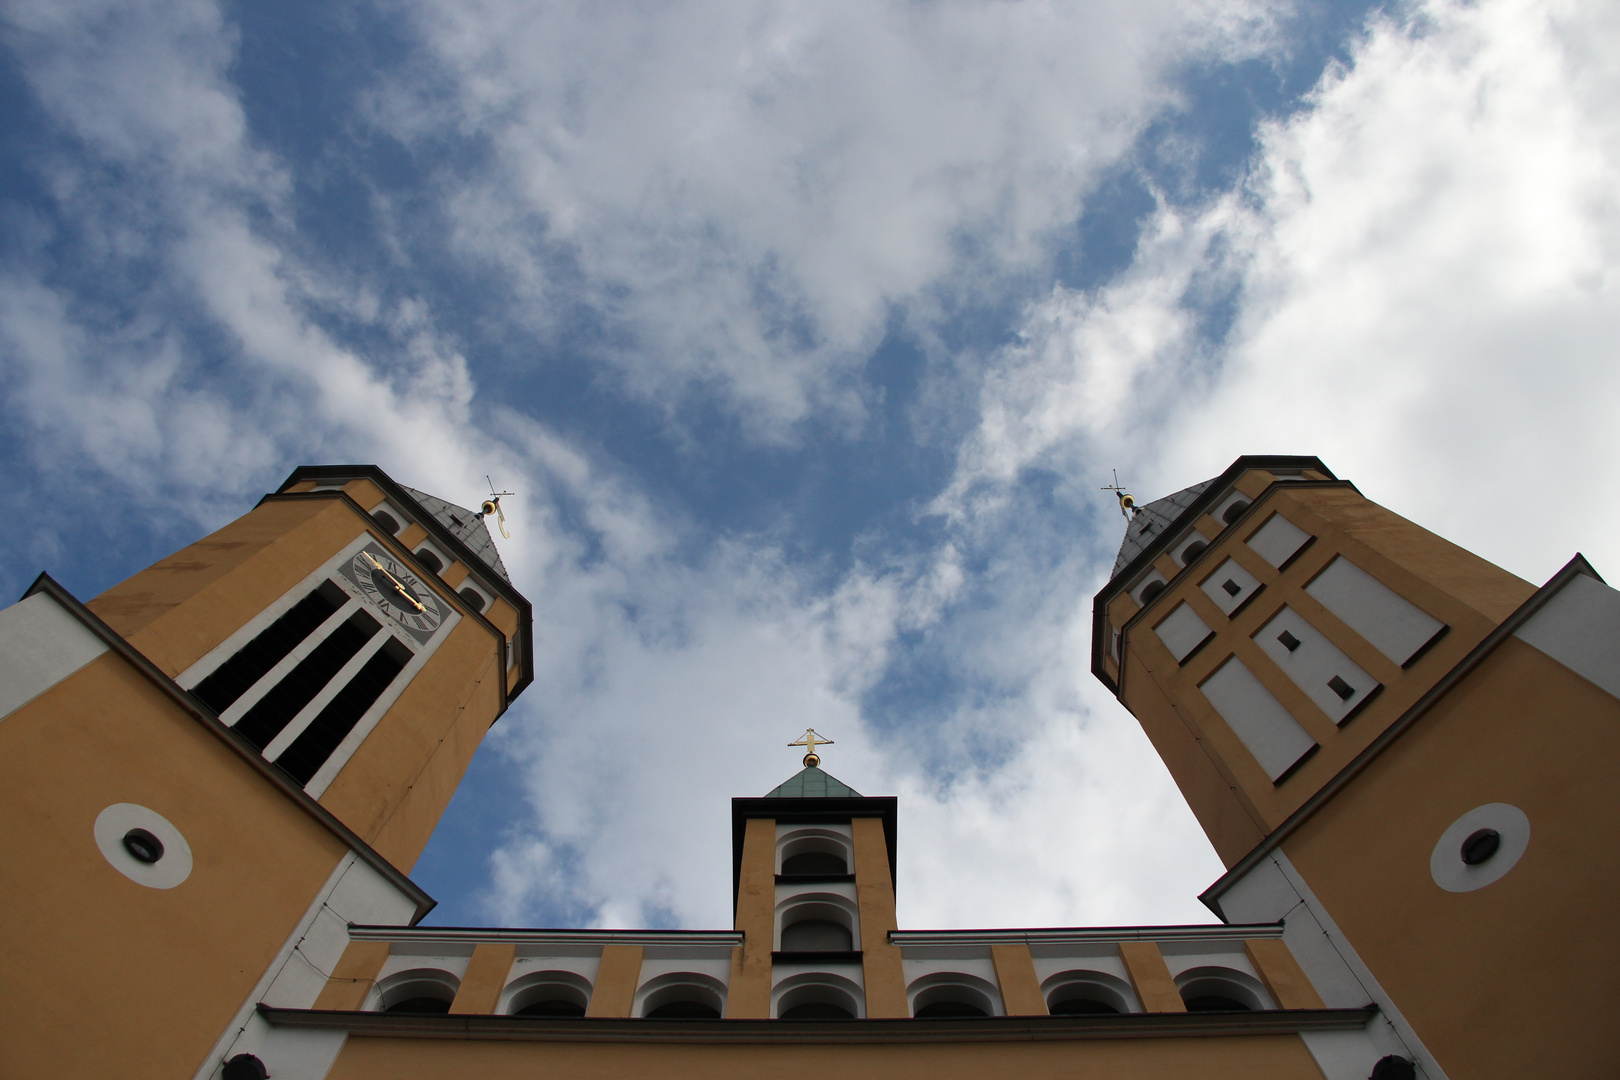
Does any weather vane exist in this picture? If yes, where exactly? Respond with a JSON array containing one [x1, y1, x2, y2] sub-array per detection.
[[790, 728, 834, 768], [1101, 469, 1139, 520], [479, 476, 515, 539]]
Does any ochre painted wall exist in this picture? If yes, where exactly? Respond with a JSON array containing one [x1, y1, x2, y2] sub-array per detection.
[[1284, 637, 1620, 1079], [0, 653, 349, 1080], [88, 498, 365, 676], [1116, 477, 1537, 860], [323, 1031, 1329, 1080], [728, 817, 775, 1017], [852, 817, 907, 1018], [323, 622, 504, 872]]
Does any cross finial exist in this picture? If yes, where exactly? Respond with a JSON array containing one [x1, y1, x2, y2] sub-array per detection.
[[789, 728, 834, 768], [1101, 469, 1139, 520]]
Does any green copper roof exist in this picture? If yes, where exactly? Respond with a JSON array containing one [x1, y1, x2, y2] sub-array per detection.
[[764, 765, 861, 798]]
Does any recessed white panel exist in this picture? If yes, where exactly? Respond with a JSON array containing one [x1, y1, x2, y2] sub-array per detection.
[[1246, 513, 1312, 569], [1199, 658, 1317, 781], [1154, 603, 1213, 664], [1201, 558, 1262, 616], [1306, 557, 1444, 665], [1254, 607, 1379, 724], [0, 594, 109, 722], [1514, 572, 1620, 700]]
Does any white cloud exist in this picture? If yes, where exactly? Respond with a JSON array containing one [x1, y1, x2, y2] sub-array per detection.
[[384, 0, 1283, 437], [959, 0, 1620, 587]]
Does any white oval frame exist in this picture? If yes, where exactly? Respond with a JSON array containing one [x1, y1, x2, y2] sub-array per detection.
[[93, 803, 193, 889], [1430, 803, 1530, 893]]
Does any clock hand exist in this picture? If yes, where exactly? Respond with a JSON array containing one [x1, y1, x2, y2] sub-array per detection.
[[362, 551, 427, 612]]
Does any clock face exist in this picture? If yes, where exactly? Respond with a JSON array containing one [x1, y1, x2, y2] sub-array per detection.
[[349, 547, 443, 637]]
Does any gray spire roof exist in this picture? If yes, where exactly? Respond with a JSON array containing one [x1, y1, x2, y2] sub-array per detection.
[[764, 765, 861, 798], [1112, 478, 1215, 577], [402, 486, 511, 583]]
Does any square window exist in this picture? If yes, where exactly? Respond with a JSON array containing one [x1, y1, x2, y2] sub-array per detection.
[[1277, 630, 1301, 652], [1327, 675, 1356, 701], [1222, 579, 1243, 597]]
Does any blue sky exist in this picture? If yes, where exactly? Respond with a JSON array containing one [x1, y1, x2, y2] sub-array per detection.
[[4, 0, 1619, 931]]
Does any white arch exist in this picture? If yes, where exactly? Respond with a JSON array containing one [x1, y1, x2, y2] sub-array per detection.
[[772, 970, 864, 1019], [1174, 966, 1273, 1011], [774, 891, 860, 951], [499, 969, 593, 1016], [1040, 969, 1137, 1014], [634, 971, 728, 1018], [371, 967, 461, 1012], [906, 971, 1003, 1017], [775, 826, 852, 874]]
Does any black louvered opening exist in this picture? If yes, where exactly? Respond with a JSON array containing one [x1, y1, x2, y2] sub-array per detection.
[[192, 582, 347, 714], [275, 636, 411, 785], [233, 610, 380, 751]]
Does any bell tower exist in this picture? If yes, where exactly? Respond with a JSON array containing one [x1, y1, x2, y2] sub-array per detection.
[[1094, 455, 1620, 1079], [0, 465, 533, 1079]]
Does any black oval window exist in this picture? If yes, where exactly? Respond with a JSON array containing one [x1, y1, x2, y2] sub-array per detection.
[[1181, 541, 1207, 563], [122, 828, 164, 864], [371, 510, 401, 535], [1460, 828, 1501, 865], [1139, 581, 1166, 604], [1222, 500, 1250, 525], [415, 549, 444, 574], [458, 587, 486, 614]]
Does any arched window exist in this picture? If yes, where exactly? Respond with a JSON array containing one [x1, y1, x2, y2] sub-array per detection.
[[375, 968, 460, 1014], [415, 548, 444, 574], [371, 510, 401, 535], [776, 829, 851, 875], [503, 971, 592, 1018], [774, 971, 863, 1019], [775, 896, 859, 953], [1222, 500, 1251, 525], [458, 587, 486, 614], [1180, 540, 1208, 564], [1043, 971, 1135, 1015], [636, 972, 726, 1019], [1175, 967, 1270, 1012], [781, 850, 847, 876], [908, 972, 1000, 1018], [1139, 580, 1167, 604], [781, 918, 853, 952]]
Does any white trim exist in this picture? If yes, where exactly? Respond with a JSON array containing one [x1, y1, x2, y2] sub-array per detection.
[[891, 924, 1283, 946], [346, 926, 742, 948], [1270, 852, 1449, 1080], [191, 854, 354, 1080]]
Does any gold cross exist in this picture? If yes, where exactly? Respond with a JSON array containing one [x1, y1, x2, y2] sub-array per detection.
[[789, 728, 834, 767]]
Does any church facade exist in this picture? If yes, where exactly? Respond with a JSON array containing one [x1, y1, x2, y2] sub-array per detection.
[[2, 457, 1615, 1079]]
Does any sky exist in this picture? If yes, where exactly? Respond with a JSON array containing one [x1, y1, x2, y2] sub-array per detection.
[[3, 0, 1618, 932]]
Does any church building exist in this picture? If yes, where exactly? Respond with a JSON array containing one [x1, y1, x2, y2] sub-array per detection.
[[1, 457, 1615, 1079]]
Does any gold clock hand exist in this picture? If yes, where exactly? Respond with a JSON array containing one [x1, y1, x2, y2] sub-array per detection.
[[362, 551, 427, 612]]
